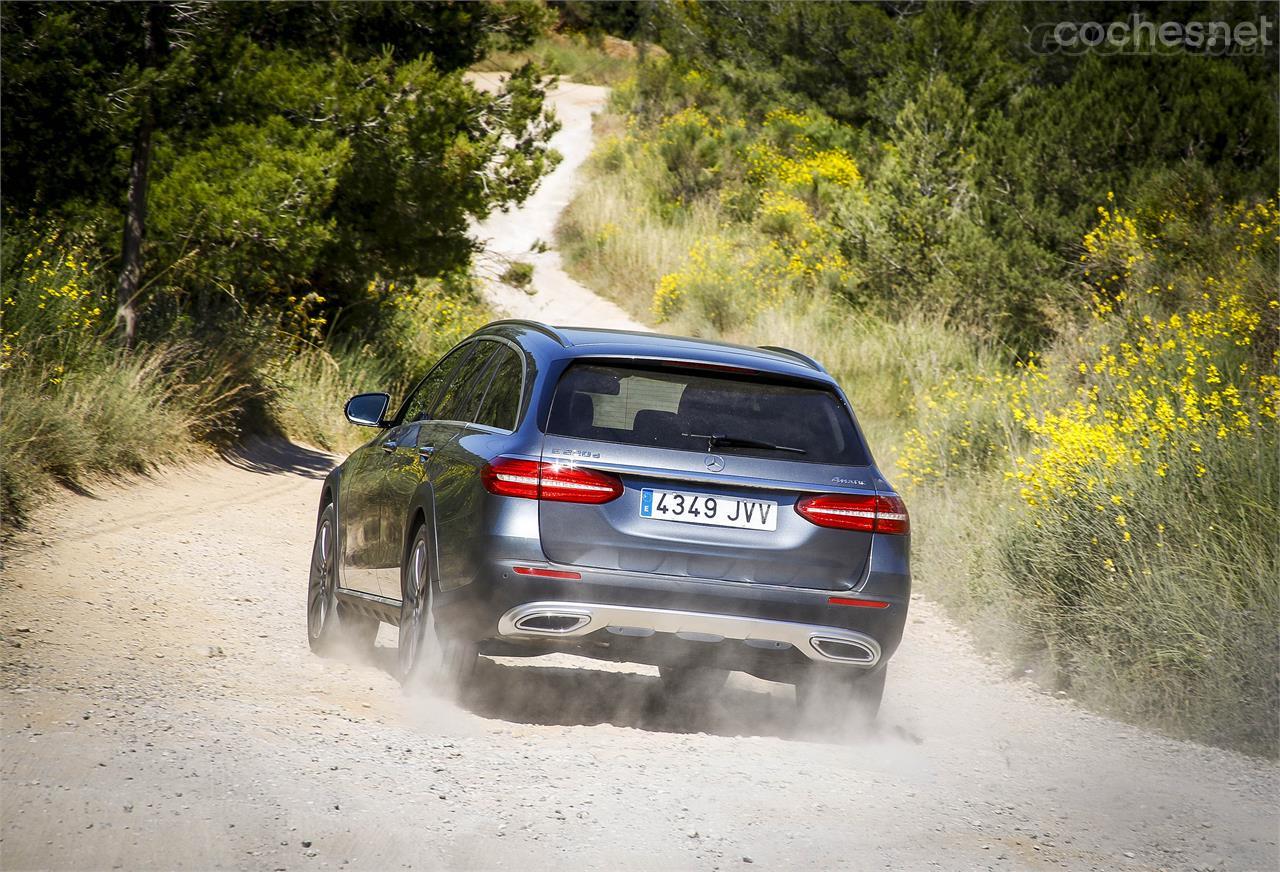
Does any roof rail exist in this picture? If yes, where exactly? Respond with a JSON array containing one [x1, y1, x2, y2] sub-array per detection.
[[484, 319, 571, 346], [758, 345, 826, 373]]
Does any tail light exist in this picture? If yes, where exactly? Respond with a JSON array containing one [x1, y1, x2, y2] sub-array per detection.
[[795, 493, 909, 535], [482, 457, 623, 504]]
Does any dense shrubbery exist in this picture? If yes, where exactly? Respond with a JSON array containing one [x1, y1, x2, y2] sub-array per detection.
[[558, 5, 1278, 753], [3, 2, 557, 338]]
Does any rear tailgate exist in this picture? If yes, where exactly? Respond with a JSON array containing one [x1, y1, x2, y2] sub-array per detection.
[[537, 360, 877, 591]]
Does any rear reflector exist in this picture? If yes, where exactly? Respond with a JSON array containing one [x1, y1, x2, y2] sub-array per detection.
[[828, 596, 891, 609], [795, 492, 910, 535], [513, 566, 582, 580], [482, 456, 623, 504]]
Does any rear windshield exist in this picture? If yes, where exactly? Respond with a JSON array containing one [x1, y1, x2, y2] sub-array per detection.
[[546, 362, 869, 465]]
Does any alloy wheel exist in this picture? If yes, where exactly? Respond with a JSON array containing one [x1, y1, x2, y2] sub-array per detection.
[[307, 512, 335, 645], [398, 536, 432, 681]]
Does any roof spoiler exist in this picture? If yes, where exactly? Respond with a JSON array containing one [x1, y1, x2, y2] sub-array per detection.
[[482, 319, 571, 346], [758, 345, 827, 373]]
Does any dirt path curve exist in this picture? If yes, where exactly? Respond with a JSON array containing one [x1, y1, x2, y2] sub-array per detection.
[[468, 76, 642, 331], [2, 81, 1277, 872]]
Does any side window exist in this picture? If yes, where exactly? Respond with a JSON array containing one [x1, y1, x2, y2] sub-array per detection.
[[473, 347, 524, 431], [435, 341, 499, 422], [399, 344, 470, 424]]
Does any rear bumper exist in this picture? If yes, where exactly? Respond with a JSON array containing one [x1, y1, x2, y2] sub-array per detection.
[[498, 600, 883, 666], [436, 554, 909, 680]]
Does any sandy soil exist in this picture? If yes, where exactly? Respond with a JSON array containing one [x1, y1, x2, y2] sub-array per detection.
[[2, 78, 1277, 872]]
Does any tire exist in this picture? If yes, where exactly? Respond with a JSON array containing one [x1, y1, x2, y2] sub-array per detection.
[[658, 665, 729, 700], [795, 666, 887, 727], [307, 504, 379, 654], [397, 524, 477, 694]]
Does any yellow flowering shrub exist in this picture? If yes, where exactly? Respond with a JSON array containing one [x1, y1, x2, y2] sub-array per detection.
[[651, 106, 734, 203], [375, 277, 491, 365], [896, 363, 1049, 487], [757, 190, 815, 238], [896, 194, 1278, 751], [752, 109, 862, 191], [649, 104, 861, 326], [899, 195, 1279, 506], [652, 222, 855, 327], [746, 143, 862, 193], [1080, 192, 1146, 311], [1, 228, 108, 375], [651, 235, 787, 326]]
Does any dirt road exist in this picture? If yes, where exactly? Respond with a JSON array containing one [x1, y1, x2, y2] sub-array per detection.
[[470, 78, 639, 330], [2, 79, 1277, 872]]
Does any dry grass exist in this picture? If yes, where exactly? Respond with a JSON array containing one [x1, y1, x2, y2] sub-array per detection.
[[557, 130, 719, 320], [1, 343, 249, 523], [473, 34, 645, 87], [264, 342, 402, 455]]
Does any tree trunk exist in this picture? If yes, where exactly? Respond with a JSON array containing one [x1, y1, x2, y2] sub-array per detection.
[[115, 114, 152, 349], [114, 3, 168, 349]]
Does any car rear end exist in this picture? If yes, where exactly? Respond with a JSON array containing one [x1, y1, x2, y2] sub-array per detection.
[[455, 342, 910, 700]]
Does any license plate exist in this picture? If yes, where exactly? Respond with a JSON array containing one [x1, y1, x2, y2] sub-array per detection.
[[639, 488, 777, 531]]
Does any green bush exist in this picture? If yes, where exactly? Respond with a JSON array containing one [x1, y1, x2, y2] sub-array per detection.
[[500, 261, 535, 289]]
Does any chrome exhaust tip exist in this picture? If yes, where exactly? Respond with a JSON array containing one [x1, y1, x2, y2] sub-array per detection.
[[809, 636, 878, 664], [512, 611, 591, 634]]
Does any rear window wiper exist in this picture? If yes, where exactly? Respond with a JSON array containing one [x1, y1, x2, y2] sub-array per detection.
[[682, 432, 807, 455]]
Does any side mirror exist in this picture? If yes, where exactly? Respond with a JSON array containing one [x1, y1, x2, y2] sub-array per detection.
[[344, 392, 391, 428]]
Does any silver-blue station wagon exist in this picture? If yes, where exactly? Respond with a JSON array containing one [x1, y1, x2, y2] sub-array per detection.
[[307, 321, 910, 722]]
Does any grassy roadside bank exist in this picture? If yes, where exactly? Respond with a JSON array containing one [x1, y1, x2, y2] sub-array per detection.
[[0, 229, 491, 525], [556, 73, 1279, 755]]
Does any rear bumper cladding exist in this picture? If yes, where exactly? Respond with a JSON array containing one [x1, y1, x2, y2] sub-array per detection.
[[496, 601, 882, 667]]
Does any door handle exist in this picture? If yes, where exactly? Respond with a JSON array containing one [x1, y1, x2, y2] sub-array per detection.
[[418, 446, 435, 464], [381, 438, 397, 453]]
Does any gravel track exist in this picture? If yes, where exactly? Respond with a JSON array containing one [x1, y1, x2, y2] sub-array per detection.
[[2, 77, 1276, 872]]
